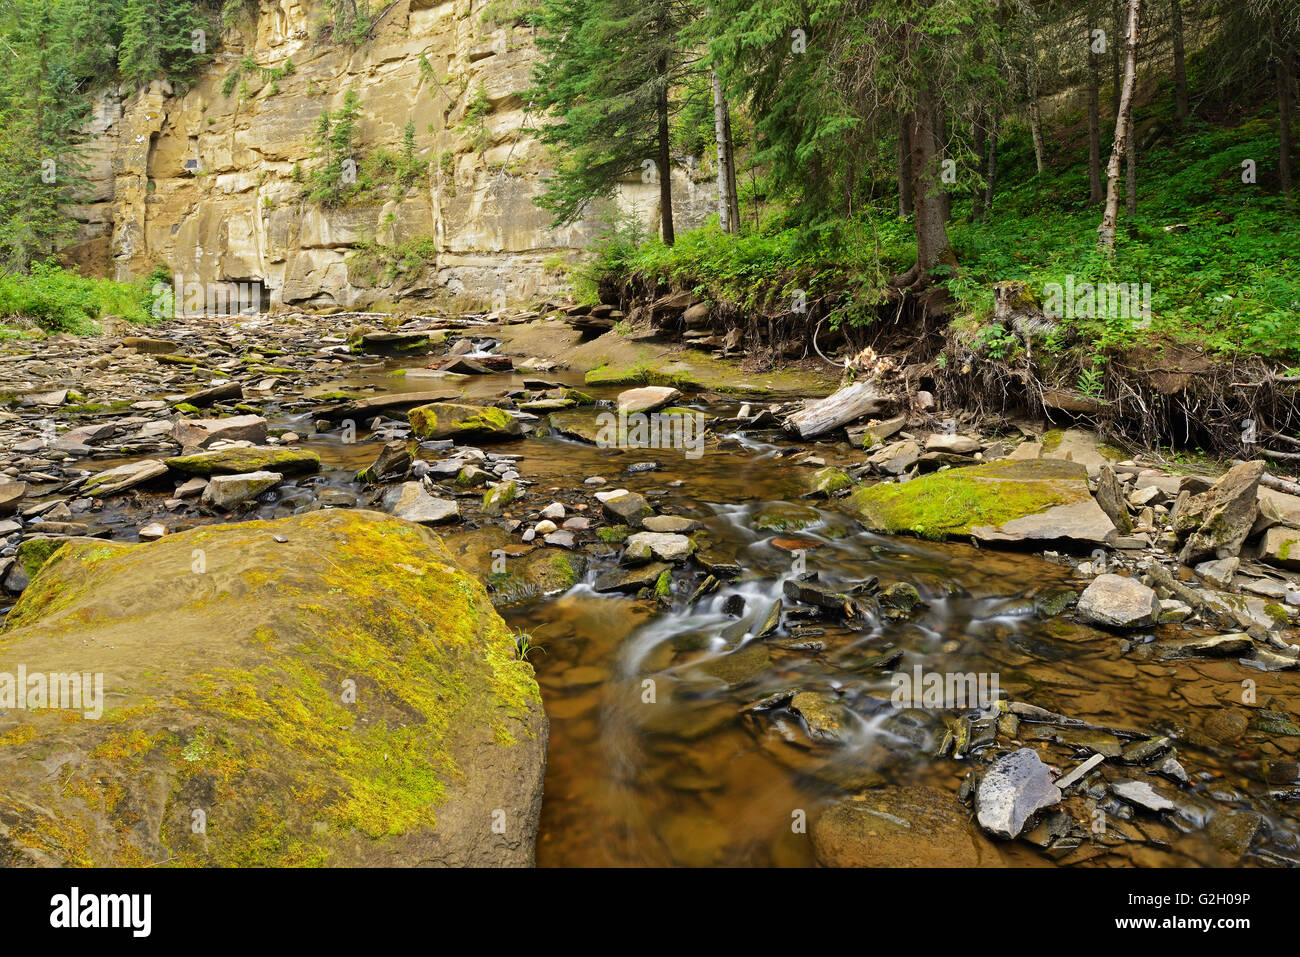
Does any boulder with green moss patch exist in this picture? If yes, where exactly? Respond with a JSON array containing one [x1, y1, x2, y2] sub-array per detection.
[[845, 459, 1115, 546], [408, 402, 523, 441], [0, 509, 546, 867], [164, 446, 321, 476]]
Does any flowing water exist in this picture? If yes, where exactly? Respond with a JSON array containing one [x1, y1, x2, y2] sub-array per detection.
[[13, 339, 1300, 868]]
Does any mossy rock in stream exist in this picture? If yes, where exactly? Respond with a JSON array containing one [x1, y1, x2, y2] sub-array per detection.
[[845, 459, 1115, 546], [408, 402, 523, 441], [0, 509, 546, 867], [164, 446, 322, 476]]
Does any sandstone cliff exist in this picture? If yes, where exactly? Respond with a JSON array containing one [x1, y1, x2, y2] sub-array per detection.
[[66, 0, 714, 311]]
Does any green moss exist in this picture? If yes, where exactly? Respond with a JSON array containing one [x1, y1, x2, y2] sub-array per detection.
[[1041, 429, 1065, 453], [16, 537, 68, 579], [165, 447, 321, 476], [598, 525, 630, 543], [845, 458, 1090, 540], [653, 568, 672, 599]]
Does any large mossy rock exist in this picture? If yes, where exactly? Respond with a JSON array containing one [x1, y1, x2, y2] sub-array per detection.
[[164, 446, 321, 476], [407, 402, 523, 441], [0, 509, 547, 867], [845, 459, 1115, 546]]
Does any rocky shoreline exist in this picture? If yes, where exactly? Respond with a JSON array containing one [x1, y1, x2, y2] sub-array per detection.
[[3, 310, 1300, 866]]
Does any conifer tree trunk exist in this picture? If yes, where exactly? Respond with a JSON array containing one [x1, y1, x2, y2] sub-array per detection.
[[1100, 0, 1142, 251], [909, 86, 954, 278], [712, 70, 732, 233], [1171, 0, 1189, 124], [1089, 43, 1104, 203], [973, 107, 988, 221], [1279, 49, 1294, 196], [657, 56, 674, 246], [1026, 48, 1046, 174], [898, 112, 913, 216], [984, 111, 999, 217]]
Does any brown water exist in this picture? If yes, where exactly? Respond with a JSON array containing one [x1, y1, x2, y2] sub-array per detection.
[[25, 346, 1300, 868]]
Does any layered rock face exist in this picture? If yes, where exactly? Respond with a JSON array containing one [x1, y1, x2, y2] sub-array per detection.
[[66, 0, 715, 310]]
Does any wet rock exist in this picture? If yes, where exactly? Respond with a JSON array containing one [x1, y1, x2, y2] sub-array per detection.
[[806, 466, 852, 497], [1140, 632, 1253, 661], [82, 459, 170, 496], [697, 641, 770, 688], [201, 471, 283, 510], [1206, 809, 1262, 860], [868, 439, 922, 476], [976, 748, 1062, 839], [407, 402, 523, 441], [848, 459, 1115, 546], [1173, 459, 1264, 564], [624, 532, 694, 563], [879, 581, 921, 612], [616, 386, 681, 414], [593, 561, 672, 594], [812, 787, 983, 867], [752, 503, 821, 533], [540, 502, 566, 520], [179, 381, 243, 408], [1094, 465, 1133, 534], [166, 446, 321, 476], [1260, 526, 1300, 571], [1203, 709, 1249, 743], [1076, 573, 1160, 629], [356, 440, 412, 484], [1195, 557, 1240, 589], [171, 414, 268, 450], [642, 514, 697, 533], [382, 482, 460, 525], [789, 692, 850, 744], [1111, 780, 1176, 813], [0, 481, 27, 516], [600, 490, 654, 527], [481, 481, 518, 516]]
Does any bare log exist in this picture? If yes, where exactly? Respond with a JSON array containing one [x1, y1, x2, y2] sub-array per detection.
[[784, 381, 890, 439]]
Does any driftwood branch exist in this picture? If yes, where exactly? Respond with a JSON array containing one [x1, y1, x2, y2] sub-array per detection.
[[784, 380, 889, 439]]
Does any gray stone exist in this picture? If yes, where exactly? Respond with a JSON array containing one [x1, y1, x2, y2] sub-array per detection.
[[201, 471, 283, 510], [976, 748, 1062, 839], [624, 532, 694, 563], [1077, 573, 1160, 629], [382, 482, 460, 525]]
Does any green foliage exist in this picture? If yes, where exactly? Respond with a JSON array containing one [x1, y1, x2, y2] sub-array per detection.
[[0, 262, 160, 333], [118, 0, 213, 87], [308, 88, 364, 207], [320, 0, 374, 45], [527, 0, 688, 229], [458, 89, 493, 154]]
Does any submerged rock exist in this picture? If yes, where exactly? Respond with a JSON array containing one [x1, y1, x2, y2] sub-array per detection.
[[812, 787, 985, 867], [0, 510, 547, 866]]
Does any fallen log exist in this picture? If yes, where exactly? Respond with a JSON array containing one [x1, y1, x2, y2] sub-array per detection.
[[783, 380, 889, 439]]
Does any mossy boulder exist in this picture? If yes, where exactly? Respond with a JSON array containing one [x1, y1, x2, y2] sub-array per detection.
[[0, 510, 546, 867], [407, 403, 523, 442], [164, 446, 321, 476], [844, 459, 1115, 546]]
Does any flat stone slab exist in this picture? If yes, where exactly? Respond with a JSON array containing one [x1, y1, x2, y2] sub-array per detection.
[[848, 459, 1115, 546]]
